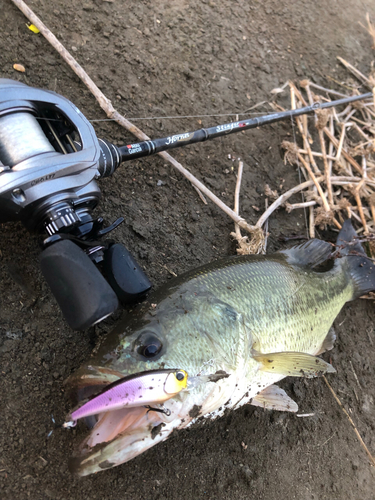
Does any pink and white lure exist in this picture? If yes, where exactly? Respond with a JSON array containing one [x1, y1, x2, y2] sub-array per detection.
[[63, 369, 188, 427]]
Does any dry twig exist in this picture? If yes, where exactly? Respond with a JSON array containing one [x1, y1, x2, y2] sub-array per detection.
[[256, 178, 323, 228], [359, 13, 375, 49], [337, 57, 374, 90], [323, 376, 375, 468]]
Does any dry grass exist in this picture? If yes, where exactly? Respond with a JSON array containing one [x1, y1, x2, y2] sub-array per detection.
[[234, 61, 375, 255]]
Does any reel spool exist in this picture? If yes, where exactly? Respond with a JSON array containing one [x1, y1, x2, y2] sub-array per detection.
[[0, 79, 151, 330]]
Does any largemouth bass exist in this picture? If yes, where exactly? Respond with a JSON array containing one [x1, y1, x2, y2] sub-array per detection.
[[66, 220, 375, 476]]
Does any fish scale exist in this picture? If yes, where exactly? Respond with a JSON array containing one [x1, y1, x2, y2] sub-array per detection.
[[166, 255, 351, 356]]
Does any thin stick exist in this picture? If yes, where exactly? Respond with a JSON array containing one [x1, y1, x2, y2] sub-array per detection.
[[296, 153, 331, 213], [256, 173, 373, 229], [323, 376, 375, 468], [286, 200, 317, 212], [370, 203, 375, 226], [363, 105, 375, 120], [349, 360, 362, 389], [324, 128, 363, 174], [331, 176, 375, 188], [335, 123, 348, 164], [289, 82, 321, 175], [319, 130, 333, 206], [328, 116, 335, 201], [234, 161, 244, 240], [359, 13, 375, 49], [309, 200, 315, 238], [10, 0, 256, 235], [193, 186, 208, 205], [351, 122, 371, 141], [302, 80, 321, 234], [289, 81, 308, 106], [263, 198, 269, 253], [343, 109, 357, 123], [337, 104, 352, 117], [350, 209, 364, 224], [351, 116, 373, 127], [353, 140, 374, 150], [298, 150, 337, 161], [301, 80, 318, 126], [337, 57, 373, 90], [308, 82, 354, 99], [305, 77, 333, 209], [353, 157, 368, 233], [256, 178, 323, 228]]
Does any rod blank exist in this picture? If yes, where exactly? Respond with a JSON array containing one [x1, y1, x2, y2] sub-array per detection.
[[118, 92, 373, 163]]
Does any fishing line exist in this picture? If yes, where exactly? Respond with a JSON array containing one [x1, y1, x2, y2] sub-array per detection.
[[90, 113, 265, 122], [33, 110, 280, 124], [290, 114, 310, 239]]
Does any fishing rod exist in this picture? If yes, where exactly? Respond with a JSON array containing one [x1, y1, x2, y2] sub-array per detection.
[[116, 92, 373, 163], [0, 78, 372, 331]]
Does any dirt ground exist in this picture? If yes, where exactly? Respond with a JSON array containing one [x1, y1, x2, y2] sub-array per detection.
[[1, 0, 375, 498]]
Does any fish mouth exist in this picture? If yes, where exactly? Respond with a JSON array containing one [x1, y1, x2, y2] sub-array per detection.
[[65, 365, 233, 476], [65, 367, 192, 476], [69, 404, 183, 476]]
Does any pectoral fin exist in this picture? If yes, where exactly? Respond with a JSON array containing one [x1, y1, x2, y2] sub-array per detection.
[[251, 385, 298, 412], [252, 351, 336, 378]]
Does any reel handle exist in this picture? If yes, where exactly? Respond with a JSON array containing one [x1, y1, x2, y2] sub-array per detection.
[[40, 239, 119, 330], [40, 239, 152, 331], [103, 243, 152, 302]]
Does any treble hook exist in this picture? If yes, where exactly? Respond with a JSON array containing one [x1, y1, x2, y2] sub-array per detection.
[[144, 405, 171, 417]]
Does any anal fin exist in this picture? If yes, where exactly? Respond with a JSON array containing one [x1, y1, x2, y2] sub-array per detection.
[[252, 351, 336, 378], [251, 385, 298, 412]]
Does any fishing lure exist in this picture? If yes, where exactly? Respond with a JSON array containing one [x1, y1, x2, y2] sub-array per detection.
[[63, 369, 188, 427]]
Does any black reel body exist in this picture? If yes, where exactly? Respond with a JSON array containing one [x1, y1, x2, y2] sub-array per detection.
[[0, 79, 151, 330]]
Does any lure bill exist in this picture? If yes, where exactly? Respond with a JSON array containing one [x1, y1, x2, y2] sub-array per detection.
[[63, 369, 188, 427]]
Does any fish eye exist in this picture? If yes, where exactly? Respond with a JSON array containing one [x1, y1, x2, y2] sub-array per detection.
[[176, 371, 185, 381], [135, 332, 163, 359]]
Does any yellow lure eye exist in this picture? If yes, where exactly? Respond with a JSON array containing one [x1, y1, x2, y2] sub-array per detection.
[[164, 370, 188, 394]]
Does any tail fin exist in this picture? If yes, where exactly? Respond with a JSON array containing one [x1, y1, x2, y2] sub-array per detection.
[[337, 219, 375, 300]]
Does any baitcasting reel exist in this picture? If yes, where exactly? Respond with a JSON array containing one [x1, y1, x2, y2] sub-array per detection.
[[0, 79, 371, 330], [0, 79, 151, 330]]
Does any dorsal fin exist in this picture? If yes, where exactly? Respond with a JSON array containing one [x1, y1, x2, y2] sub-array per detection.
[[278, 239, 333, 268]]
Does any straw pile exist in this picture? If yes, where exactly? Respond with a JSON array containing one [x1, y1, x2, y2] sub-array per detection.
[[233, 50, 375, 259]]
